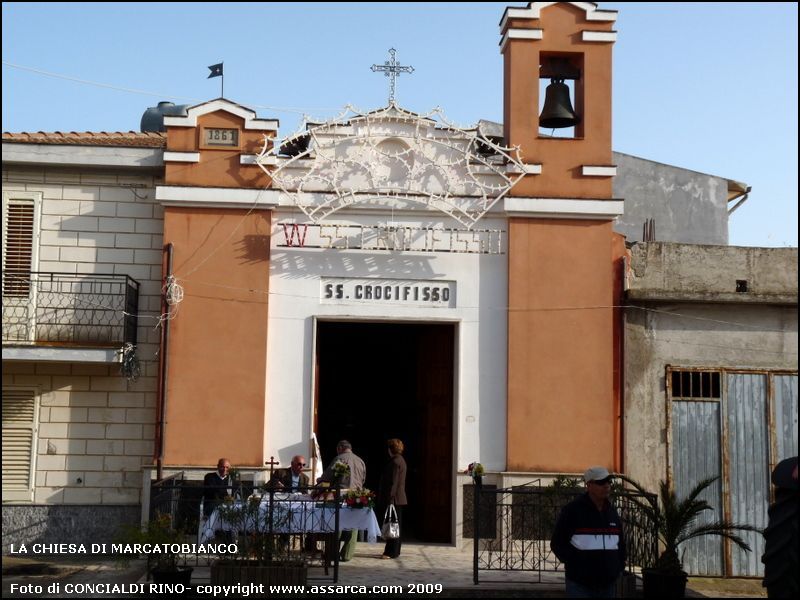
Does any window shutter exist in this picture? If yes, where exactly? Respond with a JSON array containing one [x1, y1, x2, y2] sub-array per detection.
[[2, 196, 36, 297], [2, 389, 38, 495]]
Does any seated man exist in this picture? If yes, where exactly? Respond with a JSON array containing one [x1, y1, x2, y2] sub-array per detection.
[[203, 457, 236, 518], [268, 455, 310, 492]]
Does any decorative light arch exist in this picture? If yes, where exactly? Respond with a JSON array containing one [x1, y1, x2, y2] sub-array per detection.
[[256, 103, 532, 229]]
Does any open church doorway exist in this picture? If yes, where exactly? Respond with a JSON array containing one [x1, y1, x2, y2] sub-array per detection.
[[314, 320, 456, 544]]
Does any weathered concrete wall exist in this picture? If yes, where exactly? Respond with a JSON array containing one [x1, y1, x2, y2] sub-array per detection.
[[613, 152, 729, 245], [624, 302, 798, 493], [2, 505, 139, 552], [626, 242, 798, 303]]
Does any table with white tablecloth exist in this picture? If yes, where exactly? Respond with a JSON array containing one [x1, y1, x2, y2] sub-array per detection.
[[200, 496, 381, 544]]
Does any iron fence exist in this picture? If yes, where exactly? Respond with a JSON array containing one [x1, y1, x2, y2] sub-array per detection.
[[150, 472, 185, 524], [1, 272, 139, 346], [147, 477, 344, 582], [471, 480, 659, 584]]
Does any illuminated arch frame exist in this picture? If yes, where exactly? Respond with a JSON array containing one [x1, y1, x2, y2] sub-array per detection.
[[256, 104, 533, 229]]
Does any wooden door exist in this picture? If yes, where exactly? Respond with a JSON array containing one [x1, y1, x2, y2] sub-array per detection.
[[415, 325, 454, 542]]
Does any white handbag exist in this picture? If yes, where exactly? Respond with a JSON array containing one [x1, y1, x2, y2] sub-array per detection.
[[381, 504, 400, 539]]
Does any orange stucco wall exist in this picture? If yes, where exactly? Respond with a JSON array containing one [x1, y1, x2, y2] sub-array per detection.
[[507, 218, 616, 472], [162, 207, 271, 467], [503, 4, 620, 473], [503, 3, 614, 199], [165, 110, 272, 189]]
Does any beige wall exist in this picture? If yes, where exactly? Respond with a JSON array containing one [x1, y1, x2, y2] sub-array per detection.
[[2, 166, 162, 504], [3, 362, 153, 504]]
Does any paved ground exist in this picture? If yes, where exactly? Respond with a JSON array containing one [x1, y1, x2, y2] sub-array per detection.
[[3, 543, 767, 598]]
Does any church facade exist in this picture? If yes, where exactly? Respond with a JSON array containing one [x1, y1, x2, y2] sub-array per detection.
[[154, 2, 622, 545], [3, 2, 796, 575]]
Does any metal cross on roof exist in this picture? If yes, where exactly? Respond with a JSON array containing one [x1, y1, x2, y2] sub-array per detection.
[[371, 48, 414, 105]]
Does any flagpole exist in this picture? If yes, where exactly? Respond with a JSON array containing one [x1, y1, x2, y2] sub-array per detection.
[[221, 75, 224, 99]]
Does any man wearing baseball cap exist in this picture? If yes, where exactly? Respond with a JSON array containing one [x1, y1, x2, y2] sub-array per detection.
[[550, 466, 626, 597]]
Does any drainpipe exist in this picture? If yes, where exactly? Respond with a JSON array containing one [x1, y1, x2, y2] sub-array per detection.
[[617, 254, 626, 475], [154, 243, 174, 481], [619, 299, 626, 475]]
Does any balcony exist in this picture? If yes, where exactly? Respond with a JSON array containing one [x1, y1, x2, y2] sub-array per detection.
[[2, 272, 140, 362]]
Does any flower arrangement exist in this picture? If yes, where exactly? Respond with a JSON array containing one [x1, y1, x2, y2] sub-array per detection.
[[466, 462, 484, 482], [344, 488, 375, 510], [332, 461, 351, 480], [332, 460, 350, 487]]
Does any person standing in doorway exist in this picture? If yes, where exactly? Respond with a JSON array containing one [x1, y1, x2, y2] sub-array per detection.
[[319, 440, 366, 489], [378, 438, 407, 559], [318, 440, 366, 561], [550, 466, 626, 598]]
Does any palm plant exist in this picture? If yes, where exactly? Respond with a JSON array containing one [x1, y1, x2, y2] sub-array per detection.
[[619, 474, 760, 574]]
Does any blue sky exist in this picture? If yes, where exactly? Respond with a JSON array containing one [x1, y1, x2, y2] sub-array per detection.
[[2, 2, 797, 247]]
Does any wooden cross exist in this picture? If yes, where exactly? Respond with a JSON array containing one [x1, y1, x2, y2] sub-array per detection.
[[265, 456, 280, 479], [371, 48, 414, 105]]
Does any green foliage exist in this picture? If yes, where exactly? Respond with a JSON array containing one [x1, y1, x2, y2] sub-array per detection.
[[618, 475, 761, 575], [215, 495, 293, 564], [549, 474, 583, 491], [332, 461, 350, 483], [115, 513, 183, 572]]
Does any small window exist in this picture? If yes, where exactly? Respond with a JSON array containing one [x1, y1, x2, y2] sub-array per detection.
[[2, 387, 39, 501], [670, 369, 721, 399], [2, 192, 41, 297]]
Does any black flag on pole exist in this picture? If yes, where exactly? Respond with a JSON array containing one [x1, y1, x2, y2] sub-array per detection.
[[207, 63, 223, 78]]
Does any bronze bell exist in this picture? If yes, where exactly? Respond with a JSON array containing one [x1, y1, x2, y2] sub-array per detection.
[[539, 79, 580, 129]]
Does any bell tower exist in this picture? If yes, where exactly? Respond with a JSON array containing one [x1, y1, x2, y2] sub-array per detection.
[[501, 1, 617, 198], [501, 2, 626, 475]]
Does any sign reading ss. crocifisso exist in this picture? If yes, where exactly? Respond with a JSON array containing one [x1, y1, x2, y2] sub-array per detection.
[[320, 277, 456, 308]]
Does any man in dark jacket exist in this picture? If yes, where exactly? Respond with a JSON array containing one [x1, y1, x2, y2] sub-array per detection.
[[550, 466, 626, 598], [203, 458, 236, 518], [761, 456, 798, 598], [268, 455, 310, 492]]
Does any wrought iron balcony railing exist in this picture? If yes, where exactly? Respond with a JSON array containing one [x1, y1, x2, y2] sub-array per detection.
[[2, 272, 139, 347]]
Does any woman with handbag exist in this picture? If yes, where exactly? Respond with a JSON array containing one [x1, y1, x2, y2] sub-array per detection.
[[378, 438, 407, 559]]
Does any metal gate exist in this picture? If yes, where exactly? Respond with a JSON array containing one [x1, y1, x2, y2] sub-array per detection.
[[668, 368, 798, 577]]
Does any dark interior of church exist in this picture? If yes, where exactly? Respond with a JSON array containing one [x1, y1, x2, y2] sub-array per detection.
[[315, 320, 455, 543]]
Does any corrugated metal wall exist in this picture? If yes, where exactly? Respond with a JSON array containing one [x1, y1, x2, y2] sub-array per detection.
[[726, 374, 769, 577], [774, 375, 799, 460], [670, 370, 798, 578], [671, 400, 723, 575]]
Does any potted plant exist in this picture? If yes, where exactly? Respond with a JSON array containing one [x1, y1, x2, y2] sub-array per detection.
[[209, 492, 308, 586], [619, 475, 760, 598], [466, 462, 484, 485], [117, 514, 192, 585]]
